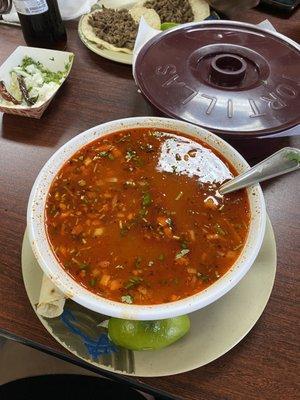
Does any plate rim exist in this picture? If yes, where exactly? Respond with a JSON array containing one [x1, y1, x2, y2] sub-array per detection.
[[21, 217, 276, 377]]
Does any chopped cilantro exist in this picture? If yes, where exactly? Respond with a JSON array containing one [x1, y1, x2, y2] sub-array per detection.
[[285, 151, 300, 163], [180, 241, 188, 250], [175, 249, 190, 259], [215, 223, 226, 235], [125, 149, 144, 166], [97, 150, 114, 160], [20, 56, 71, 84], [142, 193, 152, 207], [134, 257, 142, 268], [124, 276, 143, 289], [166, 217, 173, 227], [120, 225, 129, 237], [161, 22, 179, 31], [197, 272, 210, 282], [79, 263, 90, 270], [139, 208, 148, 217], [121, 295, 133, 304], [125, 150, 137, 162]]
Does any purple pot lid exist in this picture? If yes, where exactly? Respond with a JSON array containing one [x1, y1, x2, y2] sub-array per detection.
[[134, 21, 300, 137]]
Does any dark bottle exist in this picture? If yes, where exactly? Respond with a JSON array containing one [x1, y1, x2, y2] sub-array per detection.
[[13, 0, 67, 50], [0, 0, 12, 14]]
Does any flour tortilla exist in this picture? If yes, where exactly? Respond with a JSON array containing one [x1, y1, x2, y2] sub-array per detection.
[[134, 0, 210, 22], [130, 6, 161, 28], [81, 7, 161, 54], [189, 0, 210, 21], [36, 274, 66, 318]]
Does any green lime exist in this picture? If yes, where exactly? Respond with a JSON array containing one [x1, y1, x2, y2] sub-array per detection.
[[108, 315, 190, 351], [161, 22, 179, 31]]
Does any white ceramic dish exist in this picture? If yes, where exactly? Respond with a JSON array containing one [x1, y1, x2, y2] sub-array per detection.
[[27, 117, 266, 320], [0, 46, 74, 118], [78, 15, 132, 65]]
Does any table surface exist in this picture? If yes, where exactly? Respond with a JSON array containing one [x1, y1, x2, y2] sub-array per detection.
[[0, 6, 299, 400]]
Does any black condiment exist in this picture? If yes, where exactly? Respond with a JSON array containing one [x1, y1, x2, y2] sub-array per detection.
[[13, 0, 67, 50]]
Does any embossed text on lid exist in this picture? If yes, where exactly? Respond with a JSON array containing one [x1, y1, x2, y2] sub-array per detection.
[[134, 21, 300, 137]]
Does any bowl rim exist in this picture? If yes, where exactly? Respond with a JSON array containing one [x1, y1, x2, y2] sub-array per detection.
[[27, 117, 266, 320]]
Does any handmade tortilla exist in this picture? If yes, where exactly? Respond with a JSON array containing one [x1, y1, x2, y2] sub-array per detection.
[[81, 7, 161, 54], [36, 274, 66, 318], [188, 0, 210, 21], [130, 6, 161, 28]]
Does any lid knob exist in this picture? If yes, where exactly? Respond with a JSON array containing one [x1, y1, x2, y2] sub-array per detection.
[[210, 54, 247, 87]]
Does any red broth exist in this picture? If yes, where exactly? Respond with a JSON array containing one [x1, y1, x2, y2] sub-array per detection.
[[45, 128, 250, 305]]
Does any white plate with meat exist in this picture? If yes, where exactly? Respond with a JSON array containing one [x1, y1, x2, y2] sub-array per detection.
[[78, 0, 210, 65]]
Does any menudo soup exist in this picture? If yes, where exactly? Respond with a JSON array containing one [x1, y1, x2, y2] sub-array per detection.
[[45, 128, 250, 305]]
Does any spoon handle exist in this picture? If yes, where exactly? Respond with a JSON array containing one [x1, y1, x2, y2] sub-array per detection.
[[219, 147, 300, 195]]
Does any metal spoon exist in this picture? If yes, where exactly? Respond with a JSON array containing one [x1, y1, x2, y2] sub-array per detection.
[[219, 147, 300, 195]]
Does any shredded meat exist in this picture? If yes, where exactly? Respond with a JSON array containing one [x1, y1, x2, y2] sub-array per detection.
[[88, 7, 138, 50], [144, 0, 194, 23]]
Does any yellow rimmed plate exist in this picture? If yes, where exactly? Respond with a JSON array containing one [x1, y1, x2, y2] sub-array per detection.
[[21, 217, 276, 377], [78, 15, 133, 65]]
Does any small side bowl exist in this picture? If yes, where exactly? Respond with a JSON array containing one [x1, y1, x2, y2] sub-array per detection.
[[0, 46, 74, 118], [27, 117, 266, 320]]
